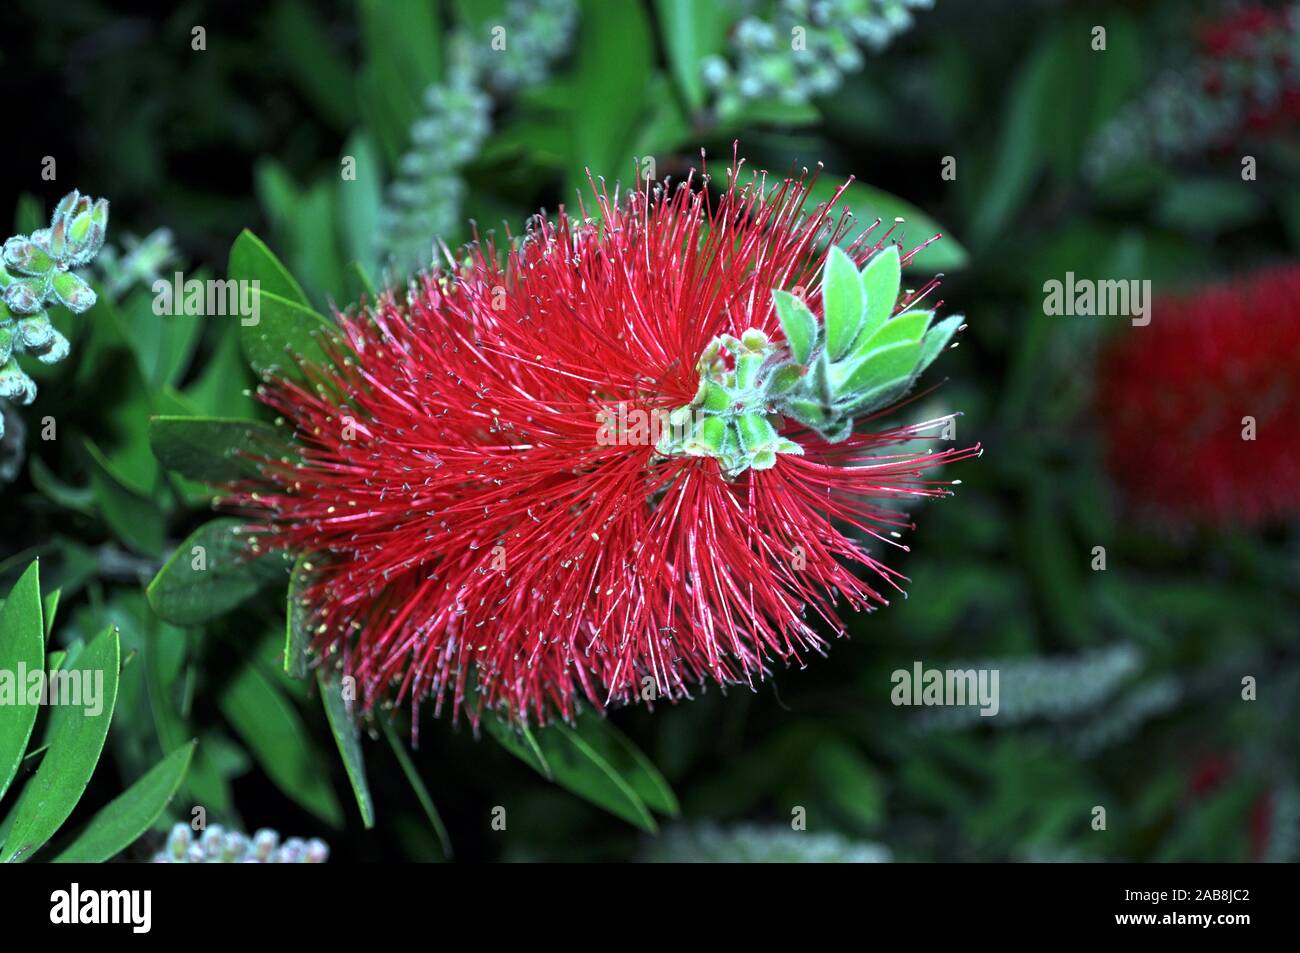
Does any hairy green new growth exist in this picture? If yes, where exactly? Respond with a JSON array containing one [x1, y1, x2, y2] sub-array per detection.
[[658, 244, 962, 477], [0, 190, 109, 442]]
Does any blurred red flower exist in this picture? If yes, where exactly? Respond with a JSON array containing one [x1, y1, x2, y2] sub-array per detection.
[[1100, 263, 1300, 527]]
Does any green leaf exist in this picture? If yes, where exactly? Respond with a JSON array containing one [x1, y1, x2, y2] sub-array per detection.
[[485, 717, 552, 779], [28, 457, 95, 517], [337, 132, 383, 276], [110, 284, 204, 390], [822, 245, 865, 360], [227, 229, 309, 307], [268, 0, 357, 130], [572, 713, 679, 817], [41, 589, 60, 639], [806, 178, 967, 272], [240, 290, 338, 383], [185, 322, 258, 419], [783, 397, 830, 428], [772, 291, 817, 365], [655, 0, 732, 113], [146, 519, 283, 626], [381, 718, 451, 857], [218, 664, 342, 826], [358, 0, 442, 161], [343, 261, 379, 303], [285, 555, 312, 678], [318, 671, 374, 829], [838, 340, 924, 397], [1, 626, 120, 862], [0, 562, 44, 804], [149, 415, 286, 484], [838, 375, 914, 416], [538, 723, 658, 832], [83, 439, 165, 558], [52, 741, 195, 863], [858, 245, 902, 342], [568, 0, 653, 193], [916, 314, 964, 376], [856, 309, 933, 356], [809, 739, 884, 830]]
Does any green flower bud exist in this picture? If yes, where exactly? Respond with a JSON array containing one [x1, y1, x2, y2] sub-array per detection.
[[735, 412, 779, 453], [3, 236, 56, 276], [3, 277, 48, 314], [684, 416, 728, 456], [0, 358, 36, 405], [64, 198, 109, 266], [51, 271, 96, 313], [16, 313, 53, 350], [34, 330, 70, 365], [695, 379, 732, 413]]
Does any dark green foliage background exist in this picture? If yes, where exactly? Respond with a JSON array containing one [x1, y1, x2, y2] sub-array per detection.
[[2, 0, 1297, 862]]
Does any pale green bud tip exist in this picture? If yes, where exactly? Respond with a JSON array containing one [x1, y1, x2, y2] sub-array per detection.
[[658, 328, 807, 478]]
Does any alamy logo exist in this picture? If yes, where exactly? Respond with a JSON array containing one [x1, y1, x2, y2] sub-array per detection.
[[891, 661, 1000, 716], [152, 272, 261, 326], [1042, 272, 1151, 326], [0, 663, 104, 716], [50, 883, 151, 933]]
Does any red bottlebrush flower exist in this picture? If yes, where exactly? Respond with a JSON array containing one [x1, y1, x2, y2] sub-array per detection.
[[1099, 263, 1300, 528], [231, 156, 976, 726]]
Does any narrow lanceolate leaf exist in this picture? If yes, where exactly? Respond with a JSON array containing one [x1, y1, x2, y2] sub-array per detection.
[[381, 718, 451, 857], [0, 562, 44, 804], [41, 589, 60, 639], [149, 416, 287, 483], [541, 723, 658, 832], [284, 555, 312, 678], [859, 245, 902, 342], [655, 0, 730, 112], [218, 665, 342, 827], [573, 713, 679, 817], [822, 245, 866, 361], [318, 670, 375, 829], [485, 717, 552, 780], [2, 626, 120, 862], [52, 741, 195, 863], [916, 314, 965, 376], [228, 229, 310, 307], [772, 290, 817, 365], [147, 519, 286, 626]]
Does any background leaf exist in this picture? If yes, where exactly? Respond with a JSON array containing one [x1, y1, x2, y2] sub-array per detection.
[[218, 664, 342, 827], [0, 563, 45, 804], [147, 519, 285, 626], [52, 740, 194, 863], [1, 625, 120, 862], [318, 671, 375, 829]]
